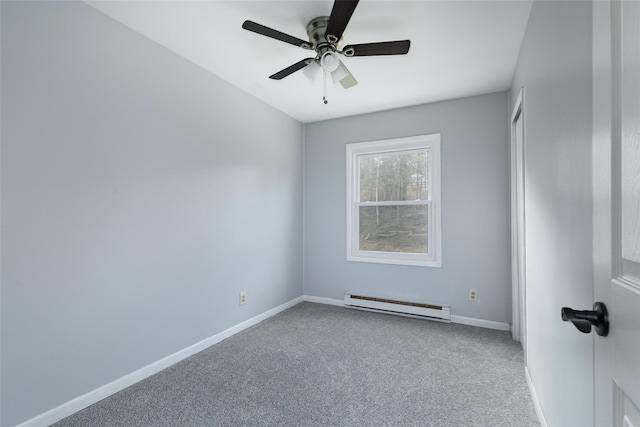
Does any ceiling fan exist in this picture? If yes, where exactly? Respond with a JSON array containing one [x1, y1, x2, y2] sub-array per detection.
[[242, 0, 410, 103]]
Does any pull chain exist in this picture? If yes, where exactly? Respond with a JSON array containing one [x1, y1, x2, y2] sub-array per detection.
[[323, 71, 328, 104]]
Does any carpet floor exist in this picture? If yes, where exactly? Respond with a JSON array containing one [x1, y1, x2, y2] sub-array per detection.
[[53, 302, 539, 426]]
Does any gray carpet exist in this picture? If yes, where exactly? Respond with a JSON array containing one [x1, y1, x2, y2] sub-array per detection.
[[53, 302, 539, 426]]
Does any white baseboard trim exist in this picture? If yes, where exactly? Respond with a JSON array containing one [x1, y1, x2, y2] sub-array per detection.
[[526, 366, 548, 427], [303, 295, 344, 306], [16, 296, 304, 427], [450, 315, 511, 331]]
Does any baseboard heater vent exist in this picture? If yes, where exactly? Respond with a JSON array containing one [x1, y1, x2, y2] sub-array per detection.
[[344, 294, 451, 322]]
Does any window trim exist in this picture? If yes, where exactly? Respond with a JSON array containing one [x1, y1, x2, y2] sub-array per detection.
[[346, 134, 442, 267]]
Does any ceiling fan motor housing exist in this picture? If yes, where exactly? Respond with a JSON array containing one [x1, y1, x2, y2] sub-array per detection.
[[306, 16, 339, 57]]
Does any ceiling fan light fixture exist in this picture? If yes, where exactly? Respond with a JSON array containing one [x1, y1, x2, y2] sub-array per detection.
[[330, 60, 349, 85], [337, 61, 358, 89], [320, 51, 340, 72], [303, 59, 321, 82]]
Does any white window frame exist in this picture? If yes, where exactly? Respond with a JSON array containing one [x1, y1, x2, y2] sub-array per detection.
[[346, 134, 442, 267]]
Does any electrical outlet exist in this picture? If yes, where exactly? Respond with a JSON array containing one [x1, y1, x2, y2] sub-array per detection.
[[469, 289, 478, 301], [239, 291, 246, 306]]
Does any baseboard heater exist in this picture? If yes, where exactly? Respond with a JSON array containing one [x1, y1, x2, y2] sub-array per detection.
[[344, 294, 451, 322]]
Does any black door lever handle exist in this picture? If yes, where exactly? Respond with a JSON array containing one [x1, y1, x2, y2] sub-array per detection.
[[561, 302, 609, 337]]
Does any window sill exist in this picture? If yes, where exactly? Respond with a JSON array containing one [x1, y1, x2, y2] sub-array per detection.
[[347, 253, 442, 267]]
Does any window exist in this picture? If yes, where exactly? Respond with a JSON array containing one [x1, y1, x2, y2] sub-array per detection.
[[346, 134, 441, 267]]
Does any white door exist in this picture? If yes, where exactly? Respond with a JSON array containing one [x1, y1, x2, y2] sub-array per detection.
[[593, 1, 640, 425]]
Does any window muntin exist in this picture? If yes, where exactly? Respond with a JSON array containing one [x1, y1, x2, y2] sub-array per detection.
[[347, 134, 441, 267]]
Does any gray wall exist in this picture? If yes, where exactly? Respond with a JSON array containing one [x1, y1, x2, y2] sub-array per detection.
[[304, 92, 511, 323], [0, 2, 303, 425], [510, 1, 593, 426]]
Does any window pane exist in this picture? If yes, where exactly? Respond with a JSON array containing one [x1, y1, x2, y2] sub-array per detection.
[[359, 205, 428, 254], [358, 150, 428, 202]]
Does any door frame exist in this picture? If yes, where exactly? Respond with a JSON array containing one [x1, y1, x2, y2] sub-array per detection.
[[510, 87, 527, 358]]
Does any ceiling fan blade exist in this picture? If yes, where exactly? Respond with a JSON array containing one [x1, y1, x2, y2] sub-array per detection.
[[337, 61, 358, 89], [325, 0, 359, 43], [242, 20, 311, 49], [269, 58, 315, 80], [343, 40, 411, 56]]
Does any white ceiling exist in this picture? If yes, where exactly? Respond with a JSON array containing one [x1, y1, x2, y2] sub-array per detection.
[[86, 1, 533, 123]]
